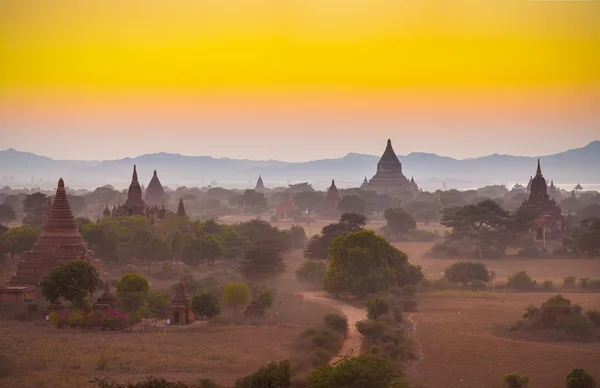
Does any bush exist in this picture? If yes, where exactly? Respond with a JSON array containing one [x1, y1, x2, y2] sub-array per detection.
[[566, 368, 597, 388], [563, 276, 577, 288], [586, 310, 600, 326], [92, 377, 192, 388], [307, 355, 402, 388], [443, 261, 492, 285], [323, 314, 349, 336], [542, 280, 555, 291], [402, 285, 416, 297], [356, 320, 387, 343], [234, 360, 293, 388], [197, 379, 220, 388], [366, 298, 390, 320], [469, 279, 487, 291], [517, 246, 542, 258], [295, 260, 327, 285], [502, 372, 530, 388], [257, 289, 274, 309], [507, 271, 536, 291]]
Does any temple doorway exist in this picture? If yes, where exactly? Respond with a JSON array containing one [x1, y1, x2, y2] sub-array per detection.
[[173, 311, 180, 325], [536, 228, 543, 239]]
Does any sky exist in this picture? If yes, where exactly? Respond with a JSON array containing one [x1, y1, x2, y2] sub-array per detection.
[[0, 0, 599, 161]]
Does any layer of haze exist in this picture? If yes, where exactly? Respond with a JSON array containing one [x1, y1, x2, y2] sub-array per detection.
[[1, 0, 599, 161]]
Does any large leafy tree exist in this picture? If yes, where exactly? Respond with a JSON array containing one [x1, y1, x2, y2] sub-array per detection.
[[571, 217, 600, 256], [324, 230, 397, 297], [441, 199, 517, 258], [191, 293, 221, 320], [338, 195, 366, 215], [200, 233, 226, 268], [40, 259, 101, 311], [22, 192, 49, 227], [303, 214, 365, 260], [293, 191, 324, 213], [2, 225, 41, 257], [239, 240, 286, 281], [116, 273, 150, 313], [383, 208, 417, 234], [0, 204, 17, 226]]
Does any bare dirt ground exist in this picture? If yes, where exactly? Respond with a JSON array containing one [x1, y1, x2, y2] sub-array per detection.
[[296, 291, 367, 363], [406, 293, 600, 388], [393, 242, 600, 282]]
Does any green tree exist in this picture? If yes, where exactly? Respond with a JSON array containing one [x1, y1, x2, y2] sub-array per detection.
[[22, 192, 48, 227], [338, 195, 366, 215], [40, 259, 101, 311], [296, 260, 327, 285], [0, 204, 17, 226], [116, 273, 150, 313], [223, 282, 250, 312], [293, 191, 324, 212], [303, 215, 364, 260], [572, 218, 600, 256], [234, 360, 293, 388], [200, 234, 226, 268], [324, 230, 396, 297], [3, 225, 40, 257], [239, 240, 286, 282], [191, 293, 221, 320], [566, 368, 597, 388], [443, 261, 492, 286], [256, 289, 274, 309], [365, 298, 390, 320], [339, 212, 368, 228], [384, 208, 417, 234], [502, 373, 530, 388], [144, 291, 170, 318], [307, 355, 401, 388]]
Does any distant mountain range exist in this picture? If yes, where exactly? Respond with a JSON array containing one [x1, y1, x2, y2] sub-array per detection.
[[1, 141, 599, 191]]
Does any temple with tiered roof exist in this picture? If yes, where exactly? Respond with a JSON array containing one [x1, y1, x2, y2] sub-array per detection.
[[168, 276, 194, 325], [255, 175, 267, 192], [518, 160, 566, 240], [363, 139, 416, 193], [109, 165, 171, 221], [1, 178, 104, 302]]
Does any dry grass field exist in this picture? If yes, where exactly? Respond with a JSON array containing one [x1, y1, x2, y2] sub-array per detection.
[[0, 321, 303, 388], [394, 241, 600, 282], [406, 293, 600, 388]]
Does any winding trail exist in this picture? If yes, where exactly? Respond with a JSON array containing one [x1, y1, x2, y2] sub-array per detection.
[[295, 291, 366, 364]]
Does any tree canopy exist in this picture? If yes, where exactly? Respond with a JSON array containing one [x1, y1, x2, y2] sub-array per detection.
[[40, 259, 101, 311]]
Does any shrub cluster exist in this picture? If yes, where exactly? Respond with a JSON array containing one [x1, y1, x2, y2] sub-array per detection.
[[49, 310, 129, 330], [291, 314, 347, 371], [512, 295, 600, 341]]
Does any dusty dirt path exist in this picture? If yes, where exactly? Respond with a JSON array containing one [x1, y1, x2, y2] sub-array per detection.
[[296, 291, 366, 364]]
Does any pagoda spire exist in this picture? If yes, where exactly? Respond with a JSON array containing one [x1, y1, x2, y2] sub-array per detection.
[[176, 198, 187, 217], [535, 159, 542, 177], [132, 165, 139, 182]]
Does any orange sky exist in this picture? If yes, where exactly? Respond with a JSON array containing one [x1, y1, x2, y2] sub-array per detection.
[[0, 0, 599, 160]]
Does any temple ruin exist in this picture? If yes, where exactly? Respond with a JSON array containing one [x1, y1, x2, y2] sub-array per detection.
[[363, 139, 416, 193]]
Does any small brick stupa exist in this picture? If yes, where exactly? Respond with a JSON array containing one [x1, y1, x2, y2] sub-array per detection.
[[93, 282, 117, 311], [5, 178, 102, 288], [168, 276, 194, 325], [145, 170, 166, 206], [363, 139, 413, 192]]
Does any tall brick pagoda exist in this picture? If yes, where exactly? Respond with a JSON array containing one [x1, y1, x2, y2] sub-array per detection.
[[363, 139, 414, 192], [110, 166, 172, 221], [322, 179, 341, 210], [145, 170, 166, 206], [255, 175, 266, 192], [518, 160, 566, 240], [7, 178, 102, 286]]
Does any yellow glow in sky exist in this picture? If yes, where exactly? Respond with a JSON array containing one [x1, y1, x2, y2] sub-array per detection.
[[1, 0, 599, 92]]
